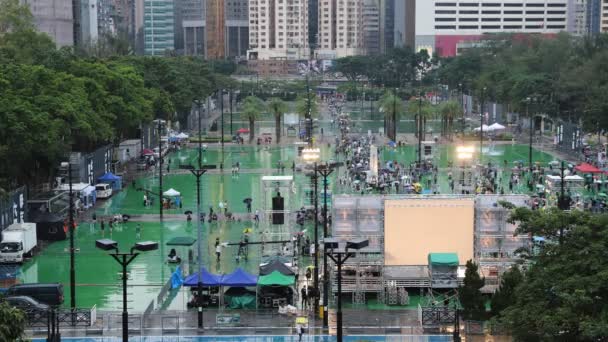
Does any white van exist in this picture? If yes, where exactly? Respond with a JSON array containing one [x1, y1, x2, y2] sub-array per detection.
[[95, 183, 113, 199]]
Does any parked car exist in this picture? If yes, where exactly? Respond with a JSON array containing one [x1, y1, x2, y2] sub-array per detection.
[[6, 283, 64, 306], [5, 295, 50, 311]]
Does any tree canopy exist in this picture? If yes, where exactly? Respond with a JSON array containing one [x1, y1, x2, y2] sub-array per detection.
[[491, 209, 608, 341], [436, 33, 608, 131], [0, 1, 221, 189]]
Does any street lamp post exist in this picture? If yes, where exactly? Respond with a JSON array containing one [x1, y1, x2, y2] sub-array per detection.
[[96, 240, 159, 342], [316, 162, 342, 329], [220, 89, 224, 149], [302, 148, 321, 317], [229, 89, 234, 136], [189, 164, 216, 329], [156, 120, 164, 219], [60, 161, 76, 314], [325, 238, 369, 342], [417, 92, 423, 166], [526, 97, 534, 169], [480, 87, 486, 164]]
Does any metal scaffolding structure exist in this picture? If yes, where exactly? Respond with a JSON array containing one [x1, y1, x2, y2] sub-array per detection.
[[475, 194, 531, 293]]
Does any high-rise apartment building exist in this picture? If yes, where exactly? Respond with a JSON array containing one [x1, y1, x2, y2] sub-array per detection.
[[22, 0, 74, 47], [415, 0, 571, 57], [143, 0, 175, 55], [571, 0, 588, 36], [248, 0, 310, 60], [602, 0, 608, 32], [315, 0, 364, 59], [308, 0, 318, 47]]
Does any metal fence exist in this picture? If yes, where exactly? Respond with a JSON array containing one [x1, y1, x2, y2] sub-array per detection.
[[27, 308, 423, 338]]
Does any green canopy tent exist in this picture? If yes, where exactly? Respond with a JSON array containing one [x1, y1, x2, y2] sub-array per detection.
[[165, 236, 197, 269], [257, 271, 295, 307]]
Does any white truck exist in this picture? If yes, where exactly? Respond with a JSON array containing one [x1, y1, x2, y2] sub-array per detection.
[[0, 223, 37, 263]]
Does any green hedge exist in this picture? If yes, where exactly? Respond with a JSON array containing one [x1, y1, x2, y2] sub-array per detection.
[[189, 135, 233, 143]]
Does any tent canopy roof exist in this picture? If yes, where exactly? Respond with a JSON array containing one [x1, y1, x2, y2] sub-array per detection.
[[98, 172, 121, 182], [575, 163, 602, 174], [259, 260, 295, 276], [163, 188, 181, 196], [257, 270, 295, 286], [166, 236, 197, 246], [428, 253, 459, 266], [222, 268, 258, 287], [183, 268, 222, 286]]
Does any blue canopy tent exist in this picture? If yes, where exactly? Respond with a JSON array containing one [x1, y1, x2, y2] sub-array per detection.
[[97, 172, 122, 191], [222, 268, 258, 287], [183, 268, 222, 308], [183, 268, 222, 286], [221, 268, 258, 309]]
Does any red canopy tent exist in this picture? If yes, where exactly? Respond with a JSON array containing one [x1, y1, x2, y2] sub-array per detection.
[[236, 128, 250, 134], [575, 163, 602, 174], [142, 148, 154, 156]]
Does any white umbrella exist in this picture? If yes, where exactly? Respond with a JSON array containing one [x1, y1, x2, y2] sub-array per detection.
[[488, 123, 506, 131], [473, 124, 491, 132], [163, 188, 181, 197], [176, 132, 189, 139]]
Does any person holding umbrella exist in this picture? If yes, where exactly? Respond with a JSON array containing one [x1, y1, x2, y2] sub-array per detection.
[[243, 198, 252, 212]]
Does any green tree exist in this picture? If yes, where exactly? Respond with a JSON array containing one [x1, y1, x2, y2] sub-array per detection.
[[240, 95, 265, 142], [0, 300, 26, 341], [267, 97, 288, 143], [333, 55, 368, 84], [378, 91, 403, 141], [490, 266, 523, 317], [459, 260, 486, 321], [499, 211, 608, 341]]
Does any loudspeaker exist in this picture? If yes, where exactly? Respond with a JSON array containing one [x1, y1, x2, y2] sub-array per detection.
[[272, 194, 284, 224]]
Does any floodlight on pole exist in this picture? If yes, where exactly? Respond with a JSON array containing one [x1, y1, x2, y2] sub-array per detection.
[[95, 240, 158, 342]]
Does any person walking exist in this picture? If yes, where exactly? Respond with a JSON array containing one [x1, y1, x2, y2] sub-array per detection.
[[301, 286, 308, 309], [216, 243, 222, 262], [135, 223, 142, 240], [296, 324, 303, 342]]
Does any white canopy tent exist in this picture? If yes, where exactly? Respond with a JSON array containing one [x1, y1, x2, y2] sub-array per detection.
[[488, 123, 506, 131], [473, 124, 490, 132], [163, 188, 181, 197], [176, 132, 189, 139]]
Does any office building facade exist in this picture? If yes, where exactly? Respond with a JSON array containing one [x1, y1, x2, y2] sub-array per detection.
[[143, 0, 175, 55], [226, 0, 249, 58], [415, 0, 571, 57], [248, 0, 310, 60]]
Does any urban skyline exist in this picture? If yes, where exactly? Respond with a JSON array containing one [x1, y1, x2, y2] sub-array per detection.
[[18, 0, 608, 58]]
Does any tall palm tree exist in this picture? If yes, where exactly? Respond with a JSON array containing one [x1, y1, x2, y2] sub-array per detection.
[[438, 100, 463, 140], [379, 91, 403, 142], [267, 97, 288, 143], [241, 95, 265, 143], [407, 96, 433, 141]]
